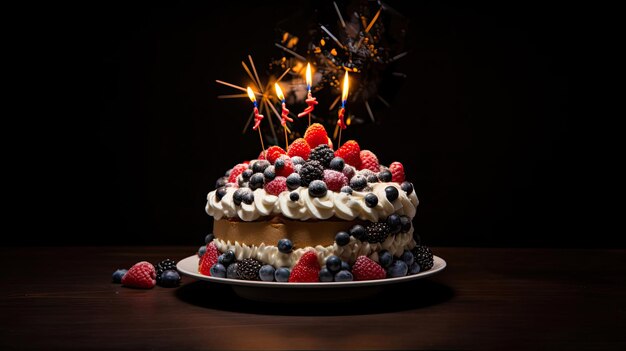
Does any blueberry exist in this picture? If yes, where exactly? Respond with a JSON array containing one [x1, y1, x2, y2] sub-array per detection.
[[198, 245, 207, 258], [387, 214, 401, 234], [221, 250, 235, 266], [242, 191, 254, 205], [401, 250, 415, 266], [409, 262, 421, 275], [367, 174, 379, 183], [387, 260, 408, 278], [216, 176, 227, 188], [263, 166, 276, 181], [341, 261, 351, 271], [329, 157, 345, 171], [335, 231, 350, 246], [217, 254, 226, 265], [334, 270, 354, 282], [249, 173, 265, 190], [340, 186, 353, 194], [216, 187, 228, 201], [233, 188, 245, 206], [326, 255, 342, 273], [378, 169, 392, 182], [210, 263, 227, 278], [401, 181, 414, 195], [350, 224, 366, 240], [385, 186, 399, 202], [112, 269, 127, 283], [274, 157, 285, 171], [252, 160, 270, 173], [349, 175, 367, 191], [289, 192, 300, 201], [204, 233, 215, 244], [286, 173, 301, 190], [259, 265, 276, 282], [290, 156, 305, 165], [160, 270, 181, 287], [274, 267, 291, 282], [400, 216, 412, 232], [378, 250, 393, 268], [277, 238, 293, 254], [241, 169, 253, 181], [318, 267, 334, 282], [365, 193, 378, 207], [308, 180, 328, 197], [226, 263, 239, 279]]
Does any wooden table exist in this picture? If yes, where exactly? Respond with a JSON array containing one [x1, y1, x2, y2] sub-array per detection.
[[1, 247, 624, 350]]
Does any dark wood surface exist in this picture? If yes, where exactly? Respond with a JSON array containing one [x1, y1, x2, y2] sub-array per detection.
[[1, 247, 624, 350]]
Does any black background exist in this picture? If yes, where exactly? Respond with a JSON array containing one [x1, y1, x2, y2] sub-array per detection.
[[9, 1, 617, 248]]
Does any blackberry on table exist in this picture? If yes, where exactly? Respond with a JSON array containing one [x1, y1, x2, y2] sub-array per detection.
[[299, 160, 324, 186], [412, 246, 434, 271], [309, 145, 335, 168], [365, 222, 391, 243], [237, 258, 263, 280], [155, 259, 177, 283]]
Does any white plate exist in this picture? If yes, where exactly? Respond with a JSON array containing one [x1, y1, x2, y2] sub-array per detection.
[[177, 254, 446, 303]]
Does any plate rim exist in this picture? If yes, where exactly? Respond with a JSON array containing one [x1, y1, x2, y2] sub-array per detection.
[[176, 254, 446, 289]]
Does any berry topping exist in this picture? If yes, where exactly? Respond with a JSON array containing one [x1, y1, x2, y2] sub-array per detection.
[[358, 169, 379, 183], [303, 123, 329, 149], [309, 144, 335, 168], [266, 146, 287, 164], [233, 188, 251, 206], [352, 256, 386, 281], [274, 267, 291, 282], [287, 138, 311, 160], [412, 246, 434, 271], [259, 265, 276, 282], [340, 186, 353, 194], [349, 224, 367, 240], [257, 150, 266, 160], [387, 260, 408, 278], [387, 214, 401, 234], [216, 187, 228, 201], [334, 140, 361, 169], [359, 150, 380, 172], [401, 250, 415, 266], [228, 163, 249, 183], [159, 270, 181, 287], [263, 165, 276, 181], [318, 267, 334, 282], [308, 180, 328, 197], [286, 173, 301, 190], [341, 261, 351, 271], [378, 169, 393, 182], [112, 269, 127, 283], [241, 169, 253, 181], [335, 231, 350, 246], [400, 216, 412, 232], [389, 162, 405, 183], [385, 186, 399, 201], [155, 259, 177, 284], [249, 173, 265, 190], [237, 258, 263, 280], [289, 251, 321, 282], [289, 191, 300, 201], [365, 193, 379, 207], [365, 222, 390, 243], [274, 155, 294, 177], [325, 255, 342, 273], [199, 242, 220, 276], [242, 191, 254, 205], [122, 261, 156, 289], [323, 169, 348, 192], [342, 164, 356, 179], [378, 250, 393, 268], [334, 270, 354, 282], [349, 175, 367, 191], [299, 160, 324, 186], [204, 233, 215, 244], [409, 262, 421, 275], [219, 250, 236, 266], [198, 246, 206, 257], [226, 263, 239, 279], [215, 176, 227, 188], [252, 160, 270, 174], [264, 176, 287, 196], [277, 238, 293, 254], [401, 181, 414, 195], [210, 263, 227, 278], [290, 156, 305, 165], [329, 157, 345, 171]]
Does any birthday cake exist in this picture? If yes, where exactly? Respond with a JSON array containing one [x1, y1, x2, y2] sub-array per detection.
[[197, 123, 434, 282]]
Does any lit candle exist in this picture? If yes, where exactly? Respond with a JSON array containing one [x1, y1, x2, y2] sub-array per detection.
[[297, 63, 318, 126], [247, 87, 266, 157], [337, 71, 349, 146], [274, 83, 293, 149]]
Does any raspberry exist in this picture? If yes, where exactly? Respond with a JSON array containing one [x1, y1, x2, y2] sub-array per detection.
[[299, 160, 324, 186], [389, 162, 405, 183], [359, 150, 380, 172], [334, 140, 361, 169], [264, 176, 287, 195], [266, 146, 286, 164], [289, 251, 321, 283], [199, 242, 220, 276], [352, 256, 386, 281], [287, 138, 311, 160], [274, 155, 294, 177], [228, 163, 249, 183], [304, 123, 329, 149], [121, 261, 156, 289], [258, 150, 266, 160], [323, 169, 348, 192]]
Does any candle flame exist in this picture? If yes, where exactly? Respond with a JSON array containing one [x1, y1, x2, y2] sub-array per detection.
[[306, 63, 312, 89], [246, 87, 256, 102], [274, 83, 285, 102], [341, 71, 349, 103]]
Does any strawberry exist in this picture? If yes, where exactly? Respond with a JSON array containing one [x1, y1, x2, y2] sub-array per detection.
[[323, 169, 348, 192], [289, 251, 321, 282], [266, 146, 286, 164], [121, 261, 156, 289], [389, 162, 405, 183], [352, 256, 386, 281], [199, 242, 220, 276], [228, 163, 249, 183], [334, 140, 361, 169], [304, 123, 329, 149], [274, 155, 294, 177], [264, 176, 287, 195], [359, 150, 379, 172], [287, 138, 311, 160]]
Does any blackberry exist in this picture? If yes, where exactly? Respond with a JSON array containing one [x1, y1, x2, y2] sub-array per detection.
[[299, 160, 324, 186], [365, 222, 391, 243], [155, 259, 177, 284], [237, 258, 263, 280], [412, 246, 434, 271], [309, 145, 335, 168]]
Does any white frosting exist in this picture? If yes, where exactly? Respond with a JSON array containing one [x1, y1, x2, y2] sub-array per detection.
[[214, 229, 416, 268], [206, 182, 418, 222]]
